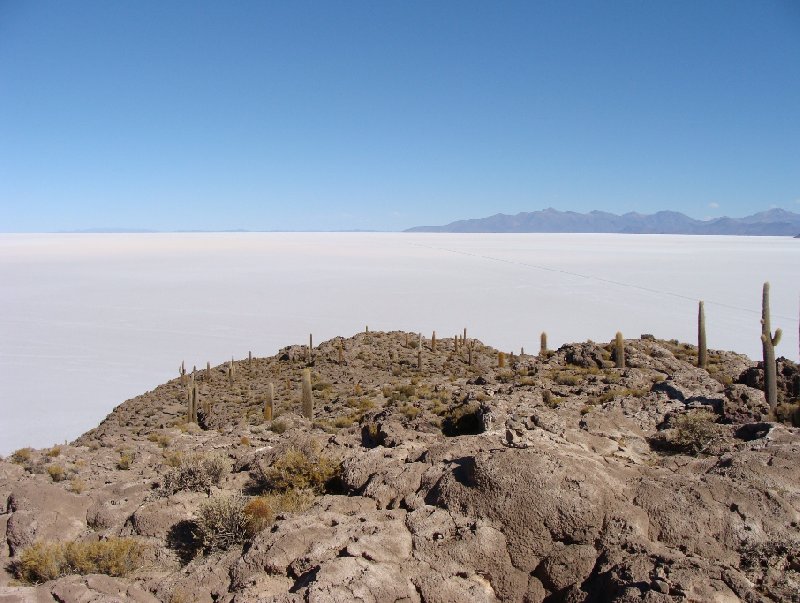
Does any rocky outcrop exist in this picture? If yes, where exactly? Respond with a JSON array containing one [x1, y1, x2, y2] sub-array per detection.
[[1, 332, 798, 602]]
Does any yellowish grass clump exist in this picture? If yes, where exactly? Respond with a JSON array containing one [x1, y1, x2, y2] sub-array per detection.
[[14, 538, 145, 584]]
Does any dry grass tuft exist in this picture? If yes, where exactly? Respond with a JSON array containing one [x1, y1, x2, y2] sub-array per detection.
[[14, 538, 145, 584]]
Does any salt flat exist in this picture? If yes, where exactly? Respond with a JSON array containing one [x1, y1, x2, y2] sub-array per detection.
[[0, 232, 797, 455]]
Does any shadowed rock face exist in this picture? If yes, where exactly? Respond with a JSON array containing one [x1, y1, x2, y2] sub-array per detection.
[[1, 332, 798, 603]]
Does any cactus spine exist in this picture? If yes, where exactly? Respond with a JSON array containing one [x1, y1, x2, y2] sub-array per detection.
[[264, 382, 274, 422], [540, 332, 547, 355], [697, 301, 707, 369], [301, 369, 313, 419], [614, 332, 625, 369], [761, 282, 782, 410]]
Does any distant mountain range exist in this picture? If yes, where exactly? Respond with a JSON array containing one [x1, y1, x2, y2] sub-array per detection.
[[406, 208, 800, 236]]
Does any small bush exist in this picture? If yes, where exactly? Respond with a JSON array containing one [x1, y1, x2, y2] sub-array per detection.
[[664, 410, 722, 455], [776, 402, 800, 427], [14, 538, 145, 584], [333, 415, 354, 428], [543, 391, 562, 408], [148, 433, 171, 448], [243, 489, 315, 534], [70, 478, 86, 494], [555, 372, 581, 386], [258, 448, 340, 494], [11, 447, 33, 464], [46, 464, 66, 482], [117, 451, 133, 470], [270, 420, 288, 434], [46, 446, 62, 458], [195, 494, 249, 551], [161, 454, 231, 495]]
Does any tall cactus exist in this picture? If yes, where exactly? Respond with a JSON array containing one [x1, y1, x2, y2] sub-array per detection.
[[761, 282, 782, 409], [206, 361, 211, 381], [431, 331, 436, 352], [301, 369, 313, 419], [614, 332, 625, 369], [264, 382, 274, 422], [187, 376, 198, 423], [540, 332, 548, 355], [337, 339, 344, 365], [498, 351, 505, 368], [698, 301, 707, 369]]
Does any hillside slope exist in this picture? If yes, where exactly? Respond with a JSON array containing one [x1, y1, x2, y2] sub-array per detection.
[[1, 331, 799, 603]]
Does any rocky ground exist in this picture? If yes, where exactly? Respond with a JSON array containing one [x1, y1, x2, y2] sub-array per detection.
[[1, 331, 799, 603]]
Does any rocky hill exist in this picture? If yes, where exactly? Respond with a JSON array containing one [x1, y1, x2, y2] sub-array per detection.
[[406, 207, 800, 235], [1, 331, 799, 603]]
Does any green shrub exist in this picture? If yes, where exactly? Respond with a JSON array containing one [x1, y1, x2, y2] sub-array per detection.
[[257, 448, 340, 494], [161, 454, 231, 495], [665, 410, 722, 455], [14, 538, 145, 584], [194, 494, 249, 552]]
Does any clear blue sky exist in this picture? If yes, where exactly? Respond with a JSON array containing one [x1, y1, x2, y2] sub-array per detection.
[[1, 1, 798, 231]]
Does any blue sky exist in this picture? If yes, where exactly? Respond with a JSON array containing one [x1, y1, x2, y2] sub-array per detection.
[[1, 1, 798, 231]]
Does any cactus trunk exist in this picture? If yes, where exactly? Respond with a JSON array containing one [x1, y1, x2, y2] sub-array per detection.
[[614, 332, 625, 369], [540, 332, 547, 355], [761, 282, 782, 410], [264, 383, 274, 422], [301, 369, 313, 419], [698, 301, 707, 369]]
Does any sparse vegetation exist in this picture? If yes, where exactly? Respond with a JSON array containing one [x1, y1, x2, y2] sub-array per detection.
[[256, 448, 340, 494], [660, 410, 722, 455], [161, 453, 231, 495], [194, 494, 250, 552], [46, 464, 66, 482], [11, 447, 33, 464], [14, 538, 146, 584]]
